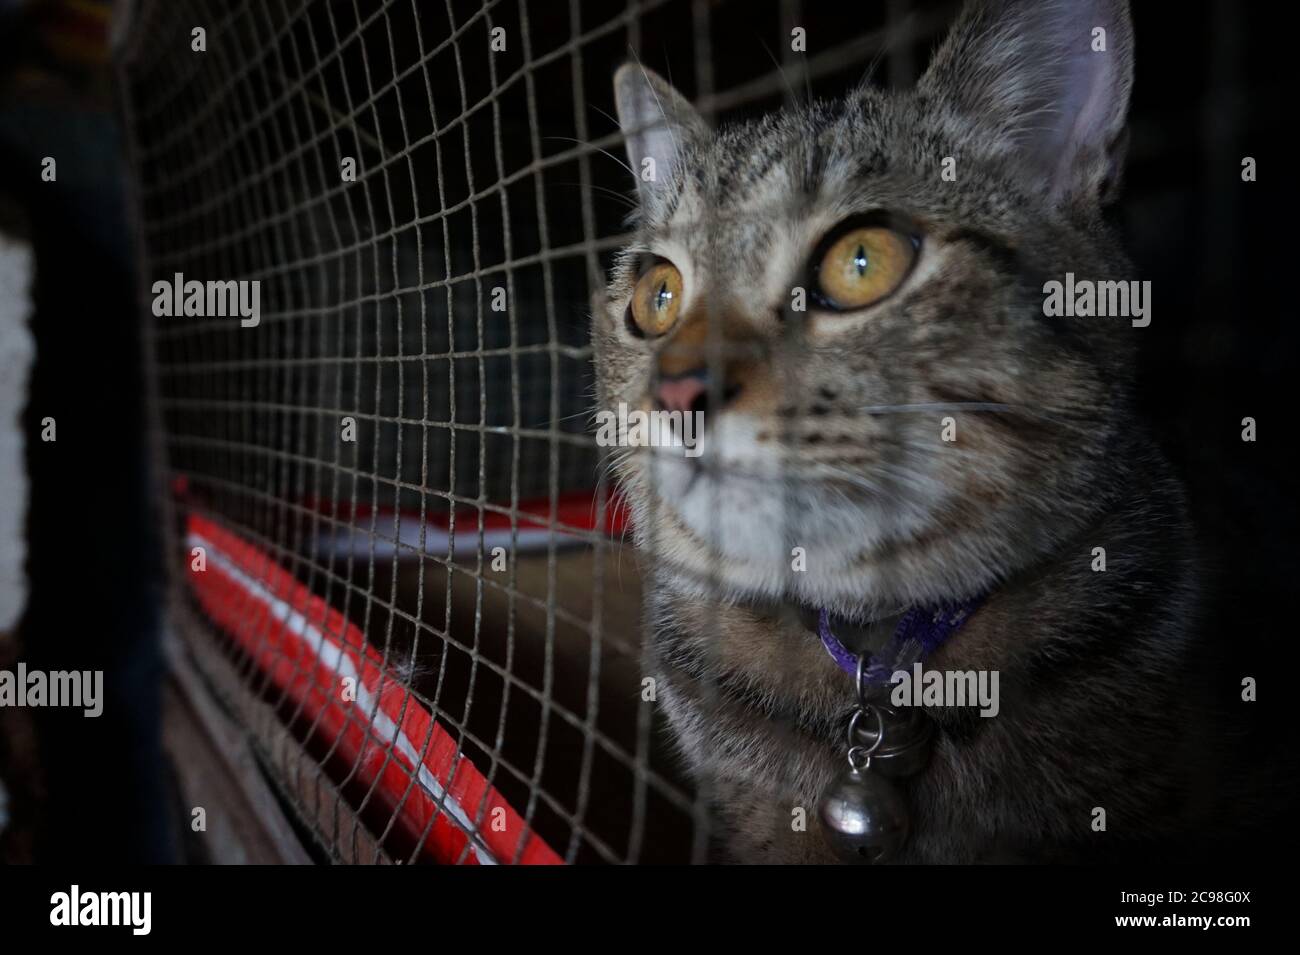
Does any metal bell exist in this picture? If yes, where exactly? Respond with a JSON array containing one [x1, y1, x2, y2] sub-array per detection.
[[817, 764, 910, 864]]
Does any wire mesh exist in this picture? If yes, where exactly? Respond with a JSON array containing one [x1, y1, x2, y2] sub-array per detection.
[[118, 0, 953, 864]]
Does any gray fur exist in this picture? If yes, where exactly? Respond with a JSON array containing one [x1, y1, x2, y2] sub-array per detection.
[[596, 0, 1222, 862]]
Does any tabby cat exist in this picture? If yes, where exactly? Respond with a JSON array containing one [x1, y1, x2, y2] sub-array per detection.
[[594, 0, 1221, 863]]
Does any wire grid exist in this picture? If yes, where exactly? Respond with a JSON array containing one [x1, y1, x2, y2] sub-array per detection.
[[119, 0, 950, 863]]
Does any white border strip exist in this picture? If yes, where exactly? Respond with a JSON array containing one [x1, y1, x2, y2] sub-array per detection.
[[188, 531, 499, 865]]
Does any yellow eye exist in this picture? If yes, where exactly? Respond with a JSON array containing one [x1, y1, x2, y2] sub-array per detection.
[[629, 262, 684, 337], [815, 226, 916, 311]]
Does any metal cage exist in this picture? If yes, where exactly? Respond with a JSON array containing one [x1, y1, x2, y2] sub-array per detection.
[[118, 0, 985, 864]]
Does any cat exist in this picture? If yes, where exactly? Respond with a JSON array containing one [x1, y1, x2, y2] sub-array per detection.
[[592, 0, 1239, 863]]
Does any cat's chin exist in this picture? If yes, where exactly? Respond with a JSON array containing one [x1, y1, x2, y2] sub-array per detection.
[[632, 446, 934, 602], [623, 427, 1024, 613], [641, 483, 1000, 616]]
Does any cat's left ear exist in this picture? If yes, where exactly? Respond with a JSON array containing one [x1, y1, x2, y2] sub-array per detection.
[[919, 0, 1134, 207], [614, 63, 709, 207]]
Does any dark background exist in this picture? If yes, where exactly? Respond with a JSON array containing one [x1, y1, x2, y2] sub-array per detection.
[[1, 0, 1294, 863]]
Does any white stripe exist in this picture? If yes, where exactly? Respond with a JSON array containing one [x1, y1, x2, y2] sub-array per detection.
[[189, 532, 499, 864], [316, 519, 579, 561]]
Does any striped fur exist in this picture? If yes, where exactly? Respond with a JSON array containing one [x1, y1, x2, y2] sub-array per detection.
[[594, 1, 1230, 862]]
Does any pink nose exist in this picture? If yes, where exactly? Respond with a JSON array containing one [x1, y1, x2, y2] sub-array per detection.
[[655, 373, 708, 414]]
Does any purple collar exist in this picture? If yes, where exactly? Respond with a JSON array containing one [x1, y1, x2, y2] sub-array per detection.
[[817, 596, 985, 683]]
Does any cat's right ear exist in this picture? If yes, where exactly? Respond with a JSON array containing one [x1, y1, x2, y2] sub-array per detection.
[[918, 0, 1134, 208], [613, 63, 708, 207]]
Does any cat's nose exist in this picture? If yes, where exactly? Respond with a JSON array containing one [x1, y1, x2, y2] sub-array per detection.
[[654, 369, 710, 416]]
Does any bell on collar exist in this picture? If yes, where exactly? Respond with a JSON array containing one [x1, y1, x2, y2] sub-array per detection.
[[818, 763, 910, 864]]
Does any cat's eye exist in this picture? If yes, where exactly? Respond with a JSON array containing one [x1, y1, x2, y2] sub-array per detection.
[[813, 223, 917, 311], [627, 261, 684, 337]]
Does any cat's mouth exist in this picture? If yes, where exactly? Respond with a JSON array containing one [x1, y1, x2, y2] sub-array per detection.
[[678, 449, 707, 495]]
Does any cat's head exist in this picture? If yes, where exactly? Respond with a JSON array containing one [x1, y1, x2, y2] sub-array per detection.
[[594, 0, 1139, 616]]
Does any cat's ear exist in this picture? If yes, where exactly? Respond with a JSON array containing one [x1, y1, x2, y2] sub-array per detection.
[[613, 63, 708, 206], [919, 0, 1134, 206]]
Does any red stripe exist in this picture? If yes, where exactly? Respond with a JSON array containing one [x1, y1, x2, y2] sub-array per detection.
[[185, 513, 564, 865]]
